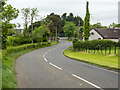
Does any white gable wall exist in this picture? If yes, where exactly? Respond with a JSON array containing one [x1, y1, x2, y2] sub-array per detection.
[[89, 29, 103, 40]]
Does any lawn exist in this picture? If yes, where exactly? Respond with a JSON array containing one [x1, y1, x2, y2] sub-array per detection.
[[63, 47, 119, 70]]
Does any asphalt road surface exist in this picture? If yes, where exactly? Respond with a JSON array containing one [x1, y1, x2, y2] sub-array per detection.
[[15, 39, 119, 89]]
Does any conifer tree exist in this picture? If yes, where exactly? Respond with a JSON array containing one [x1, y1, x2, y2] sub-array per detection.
[[84, 1, 90, 41]]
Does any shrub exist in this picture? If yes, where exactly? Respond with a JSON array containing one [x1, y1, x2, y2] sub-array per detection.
[[73, 39, 118, 50], [73, 38, 78, 50]]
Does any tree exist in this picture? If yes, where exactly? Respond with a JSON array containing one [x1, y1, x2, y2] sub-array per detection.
[[109, 23, 117, 28], [84, 1, 90, 41], [1, 3, 19, 49], [63, 21, 76, 39], [21, 8, 30, 36], [61, 13, 67, 20], [73, 16, 84, 26], [33, 22, 50, 43], [66, 13, 74, 21], [46, 13, 62, 41], [31, 8, 39, 43], [92, 22, 107, 29]]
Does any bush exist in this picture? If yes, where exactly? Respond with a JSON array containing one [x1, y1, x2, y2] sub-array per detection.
[[73, 39, 118, 50], [73, 38, 78, 50]]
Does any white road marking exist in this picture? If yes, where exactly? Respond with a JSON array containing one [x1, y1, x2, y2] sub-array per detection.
[[72, 74, 101, 89], [50, 63, 62, 70], [44, 58, 48, 62]]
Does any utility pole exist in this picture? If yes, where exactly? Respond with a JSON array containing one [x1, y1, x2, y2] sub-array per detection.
[[56, 26, 57, 40]]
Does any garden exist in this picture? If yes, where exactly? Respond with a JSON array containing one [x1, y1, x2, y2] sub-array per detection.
[[63, 38, 119, 70]]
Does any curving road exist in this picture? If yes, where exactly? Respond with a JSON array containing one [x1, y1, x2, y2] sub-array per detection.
[[15, 39, 118, 89]]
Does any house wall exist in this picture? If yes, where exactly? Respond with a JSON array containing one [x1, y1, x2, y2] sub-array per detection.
[[89, 29, 103, 40]]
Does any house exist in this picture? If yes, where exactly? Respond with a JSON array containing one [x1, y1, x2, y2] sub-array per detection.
[[89, 28, 120, 42], [15, 29, 24, 35]]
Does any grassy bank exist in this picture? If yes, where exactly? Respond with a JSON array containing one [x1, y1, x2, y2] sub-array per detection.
[[63, 47, 119, 70], [2, 42, 58, 88]]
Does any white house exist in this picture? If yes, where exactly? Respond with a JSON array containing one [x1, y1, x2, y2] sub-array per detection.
[[89, 28, 120, 42]]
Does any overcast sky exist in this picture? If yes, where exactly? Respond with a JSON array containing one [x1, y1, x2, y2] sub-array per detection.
[[7, 0, 119, 28]]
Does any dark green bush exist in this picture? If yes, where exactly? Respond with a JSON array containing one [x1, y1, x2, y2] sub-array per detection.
[[73, 39, 118, 50], [73, 38, 78, 50]]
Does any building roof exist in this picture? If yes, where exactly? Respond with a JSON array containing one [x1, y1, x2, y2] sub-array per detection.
[[92, 28, 120, 39]]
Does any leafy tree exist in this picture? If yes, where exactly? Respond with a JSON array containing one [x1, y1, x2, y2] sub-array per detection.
[[30, 8, 39, 43], [46, 13, 62, 41], [66, 13, 74, 21], [74, 16, 84, 26], [91, 22, 107, 29], [1, 3, 19, 49], [84, 1, 90, 41], [109, 23, 117, 28], [33, 22, 50, 43], [21, 8, 30, 36], [63, 21, 76, 39], [61, 13, 67, 20]]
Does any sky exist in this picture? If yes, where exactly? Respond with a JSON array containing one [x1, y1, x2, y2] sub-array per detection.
[[7, 0, 120, 28]]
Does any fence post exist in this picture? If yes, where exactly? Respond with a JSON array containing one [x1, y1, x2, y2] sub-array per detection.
[[101, 46, 102, 55], [105, 46, 106, 55], [94, 48, 95, 54], [97, 46, 99, 54], [86, 47, 87, 53]]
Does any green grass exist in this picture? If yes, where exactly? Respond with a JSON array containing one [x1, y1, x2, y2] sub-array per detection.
[[2, 42, 58, 88], [63, 47, 119, 70]]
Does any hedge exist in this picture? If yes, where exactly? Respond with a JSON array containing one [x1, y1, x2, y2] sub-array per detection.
[[73, 39, 118, 51]]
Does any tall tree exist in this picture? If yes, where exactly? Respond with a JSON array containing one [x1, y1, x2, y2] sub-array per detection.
[[31, 8, 39, 43], [61, 13, 67, 20], [46, 13, 62, 41], [2, 4, 19, 49], [63, 21, 76, 39], [21, 8, 30, 36], [84, 1, 90, 41], [66, 13, 74, 21]]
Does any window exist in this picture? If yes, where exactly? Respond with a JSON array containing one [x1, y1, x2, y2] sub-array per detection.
[[91, 32, 94, 35], [98, 38, 101, 39]]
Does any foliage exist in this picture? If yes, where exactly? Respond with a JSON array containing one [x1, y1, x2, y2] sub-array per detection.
[[46, 13, 62, 41], [63, 21, 76, 38], [33, 22, 50, 43], [72, 38, 78, 50], [91, 22, 108, 29], [21, 8, 30, 36], [73, 39, 118, 51], [1, 3, 19, 49], [30, 8, 39, 43], [84, 1, 90, 41]]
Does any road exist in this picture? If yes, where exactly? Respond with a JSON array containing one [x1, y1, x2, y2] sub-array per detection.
[[15, 40, 119, 89]]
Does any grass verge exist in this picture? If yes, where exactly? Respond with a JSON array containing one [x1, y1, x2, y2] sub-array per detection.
[[2, 42, 58, 88], [63, 47, 119, 70]]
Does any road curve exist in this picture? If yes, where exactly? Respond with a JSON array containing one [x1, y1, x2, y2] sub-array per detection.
[[15, 40, 118, 88]]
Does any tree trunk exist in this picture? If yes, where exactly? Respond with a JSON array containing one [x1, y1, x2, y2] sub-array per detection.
[[31, 17, 34, 43]]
